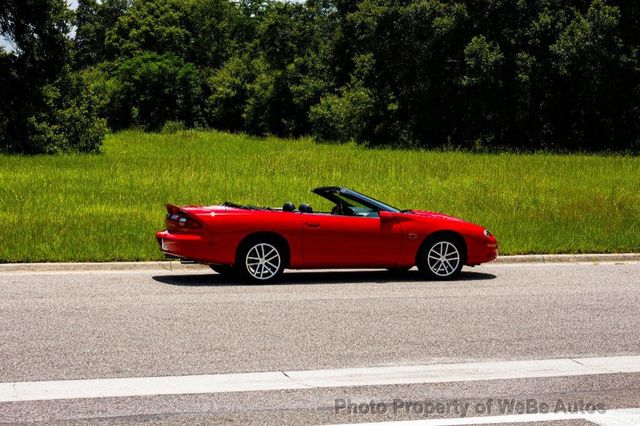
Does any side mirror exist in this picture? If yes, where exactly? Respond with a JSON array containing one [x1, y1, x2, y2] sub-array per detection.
[[379, 211, 394, 221]]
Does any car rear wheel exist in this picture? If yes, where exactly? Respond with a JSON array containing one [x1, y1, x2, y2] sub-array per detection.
[[417, 238, 463, 280], [238, 241, 285, 282]]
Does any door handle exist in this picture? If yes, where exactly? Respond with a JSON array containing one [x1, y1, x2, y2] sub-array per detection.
[[305, 222, 320, 228]]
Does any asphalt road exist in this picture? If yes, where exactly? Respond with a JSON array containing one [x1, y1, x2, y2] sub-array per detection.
[[1, 262, 639, 424]]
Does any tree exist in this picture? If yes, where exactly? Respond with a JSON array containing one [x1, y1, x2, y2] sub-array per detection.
[[74, 0, 129, 67], [315, 0, 640, 151], [184, 0, 244, 69], [206, 53, 256, 131], [0, 0, 106, 153], [336, 0, 471, 146], [547, 0, 640, 150], [7, 0, 639, 152], [109, 52, 206, 130], [105, 0, 190, 58]]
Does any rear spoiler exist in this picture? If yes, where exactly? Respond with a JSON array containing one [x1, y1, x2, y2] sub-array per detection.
[[166, 204, 182, 215]]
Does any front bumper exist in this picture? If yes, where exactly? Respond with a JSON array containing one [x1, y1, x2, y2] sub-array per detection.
[[465, 236, 499, 265], [484, 242, 499, 262]]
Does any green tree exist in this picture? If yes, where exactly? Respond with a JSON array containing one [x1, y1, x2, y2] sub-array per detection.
[[110, 52, 205, 130], [320, 0, 640, 151], [74, 0, 129, 67], [6, 0, 640, 151], [1, 0, 106, 153], [206, 53, 257, 131], [105, 0, 190, 58], [459, 35, 505, 147], [185, 0, 244, 69], [342, 0, 470, 146], [547, 0, 639, 150], [310, 85, 374, 142]]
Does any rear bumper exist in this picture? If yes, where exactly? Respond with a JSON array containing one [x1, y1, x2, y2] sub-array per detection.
[[156, 230, 209, 263]]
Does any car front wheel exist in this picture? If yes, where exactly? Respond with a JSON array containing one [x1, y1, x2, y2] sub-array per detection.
[[417, 238, 464, 280], [238, 241, 285, 282]]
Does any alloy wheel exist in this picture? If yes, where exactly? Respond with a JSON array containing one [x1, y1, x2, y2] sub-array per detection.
[[245, 243, 281, 280], [427, 241, 461, 277]]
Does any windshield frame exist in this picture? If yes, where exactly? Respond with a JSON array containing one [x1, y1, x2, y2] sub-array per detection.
[[312, 187, 401, 213]]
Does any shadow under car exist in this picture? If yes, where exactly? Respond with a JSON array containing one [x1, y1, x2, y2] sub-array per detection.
[[152, 269, 496, 287]]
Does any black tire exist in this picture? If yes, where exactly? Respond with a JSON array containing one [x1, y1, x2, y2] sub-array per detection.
[[237, 239, 286, 283], [209, 265, 236, 276], [417, 237, 464, 280]]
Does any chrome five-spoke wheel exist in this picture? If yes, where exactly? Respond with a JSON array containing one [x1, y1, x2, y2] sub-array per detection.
[[244, 242, 282, 281]]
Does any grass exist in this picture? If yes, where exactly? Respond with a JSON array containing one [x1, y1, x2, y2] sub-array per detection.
[[0, 130, 639, 262]]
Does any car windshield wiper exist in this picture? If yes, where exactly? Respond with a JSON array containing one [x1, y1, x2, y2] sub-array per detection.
[[401, 209, 414, 213]]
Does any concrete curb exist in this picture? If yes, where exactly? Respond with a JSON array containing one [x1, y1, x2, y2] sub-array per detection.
[[0, 262, 209, 273], [492, 253, 640, 264], [0, 253, 639, 272]]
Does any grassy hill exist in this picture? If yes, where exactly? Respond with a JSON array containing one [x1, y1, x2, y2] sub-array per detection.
[[1, 130, 638, 262]]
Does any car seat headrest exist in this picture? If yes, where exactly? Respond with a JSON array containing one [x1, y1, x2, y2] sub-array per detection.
[[299, 203, 313, 213]]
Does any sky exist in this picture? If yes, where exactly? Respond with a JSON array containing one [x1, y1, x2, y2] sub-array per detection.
[[1, 1, 79, 51]]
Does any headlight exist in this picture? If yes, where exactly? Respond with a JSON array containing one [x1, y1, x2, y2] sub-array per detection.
[[483, 229, 492, 237]]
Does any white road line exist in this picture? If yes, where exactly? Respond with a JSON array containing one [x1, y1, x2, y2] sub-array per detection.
[[1, 355, 640, 402], [332, 407, 640, 426]]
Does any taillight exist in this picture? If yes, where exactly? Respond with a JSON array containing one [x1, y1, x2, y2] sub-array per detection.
[[165, 206, 202, 232], [167, 214, 201, 228]]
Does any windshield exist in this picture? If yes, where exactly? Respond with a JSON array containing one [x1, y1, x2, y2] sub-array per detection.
[[340, 189, 401, 213]]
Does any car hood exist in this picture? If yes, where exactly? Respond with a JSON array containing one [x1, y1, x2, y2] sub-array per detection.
[[408, 210, 467, 222], [407, 210, 487, 234]]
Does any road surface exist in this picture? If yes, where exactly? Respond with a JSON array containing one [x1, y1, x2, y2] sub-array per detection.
[[0, 262, 639, 424]]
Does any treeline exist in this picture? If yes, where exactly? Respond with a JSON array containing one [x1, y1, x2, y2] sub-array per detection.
[[2, 0, 640, 153]]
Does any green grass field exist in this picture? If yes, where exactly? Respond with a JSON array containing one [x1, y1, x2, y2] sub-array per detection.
[[0, 130, 638, 262]]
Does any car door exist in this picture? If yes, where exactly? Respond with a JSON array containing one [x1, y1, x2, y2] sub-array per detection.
[[300, 213, 403, 267]]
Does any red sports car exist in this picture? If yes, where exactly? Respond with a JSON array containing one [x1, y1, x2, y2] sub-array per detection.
[[156, 187, 498, 282]]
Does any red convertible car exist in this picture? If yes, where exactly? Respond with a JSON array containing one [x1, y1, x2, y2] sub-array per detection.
[[156, 187, 498, 282]]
